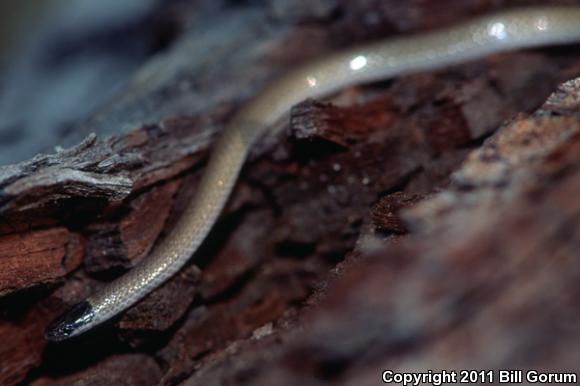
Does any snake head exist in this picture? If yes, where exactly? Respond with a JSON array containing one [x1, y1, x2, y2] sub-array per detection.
[[45, 301, 95, 342]]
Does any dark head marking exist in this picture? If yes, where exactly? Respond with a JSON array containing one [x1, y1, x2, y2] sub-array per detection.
[[45, 301, 94, 342]]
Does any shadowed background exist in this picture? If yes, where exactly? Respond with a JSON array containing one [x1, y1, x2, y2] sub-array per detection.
[[0, 0, 166, 165]]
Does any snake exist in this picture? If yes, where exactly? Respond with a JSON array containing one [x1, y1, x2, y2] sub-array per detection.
[[45, 6, 580, 341]]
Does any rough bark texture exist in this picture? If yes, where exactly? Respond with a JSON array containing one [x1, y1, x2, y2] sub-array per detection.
[[1, 1, 580, 385]]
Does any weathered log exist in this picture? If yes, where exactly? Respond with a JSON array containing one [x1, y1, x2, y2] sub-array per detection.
[[0, 228, 83, 296], [1, 1, 580, 385], [180, 77, 580, 386]]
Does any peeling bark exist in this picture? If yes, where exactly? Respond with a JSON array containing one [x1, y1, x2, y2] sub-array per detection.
[[1, 1, 580, 385]]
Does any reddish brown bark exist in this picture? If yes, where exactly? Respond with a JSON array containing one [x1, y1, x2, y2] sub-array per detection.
[[1, 1, 580, 385]]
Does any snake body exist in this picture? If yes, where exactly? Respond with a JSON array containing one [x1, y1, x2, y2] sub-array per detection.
[[46, 7, 580, 341]]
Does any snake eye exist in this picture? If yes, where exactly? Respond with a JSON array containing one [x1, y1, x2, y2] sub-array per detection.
[[45, 301, 94, 342]]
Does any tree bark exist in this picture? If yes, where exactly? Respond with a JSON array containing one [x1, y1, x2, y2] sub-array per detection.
[[1, 1, 580, 385]]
